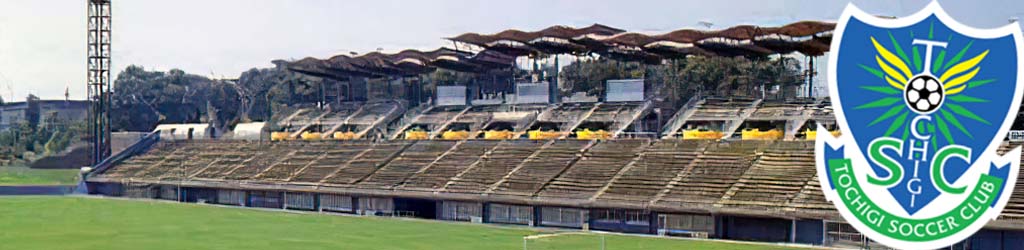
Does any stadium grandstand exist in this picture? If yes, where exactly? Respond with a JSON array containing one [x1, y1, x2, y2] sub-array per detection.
[[83, 20, 1024, 249]]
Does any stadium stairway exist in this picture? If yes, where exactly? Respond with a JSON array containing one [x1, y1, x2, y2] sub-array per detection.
[[651, 141, 765, 209], [560, 104, 603, 139], [719, 99, 763, 139], [595, 140, 708, 204], [289, 106, 334, 139], [320, 142, 413, 185], [255, 143, 335, 181], [289, 142, 375, 184], [99, 145, 179, 180], [354, 101, 404, 139], [221, 143, 295, 180], [321, 105, 366, 137], [486, 140, 595, 196], [611, 101, 652, 138], [660, 96, 703, 139], [190, 143, 264, 180], [357, 140, 461, 188], [786, 172, 836, 217], [428, 107, 472, 139], [442, 140, 550, 194], [717, 142, 817, 210], [537, 139, 652, 200], [399, 140, 501, 190]]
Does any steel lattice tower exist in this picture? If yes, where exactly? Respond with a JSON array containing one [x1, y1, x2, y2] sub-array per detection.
[[87, 0, 112, 165]]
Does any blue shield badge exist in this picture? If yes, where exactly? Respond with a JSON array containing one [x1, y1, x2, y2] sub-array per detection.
[[817, 2, 1023, 249]]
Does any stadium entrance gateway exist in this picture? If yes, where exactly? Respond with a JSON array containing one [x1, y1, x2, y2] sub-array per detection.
[[828, 158, 1000, 240]]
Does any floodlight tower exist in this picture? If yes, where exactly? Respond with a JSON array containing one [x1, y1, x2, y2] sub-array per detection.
[[87, 0, 112, 165]]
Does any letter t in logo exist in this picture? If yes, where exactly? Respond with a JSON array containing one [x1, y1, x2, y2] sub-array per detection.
[[912, 39, 949, 75]]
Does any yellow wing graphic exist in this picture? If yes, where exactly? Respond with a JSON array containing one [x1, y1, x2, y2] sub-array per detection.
[[871, 36, 913, 86], [940, 50, 989, 89]]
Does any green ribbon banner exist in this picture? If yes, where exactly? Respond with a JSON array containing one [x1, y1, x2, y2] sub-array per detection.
[[828, 158, 1003, 242]]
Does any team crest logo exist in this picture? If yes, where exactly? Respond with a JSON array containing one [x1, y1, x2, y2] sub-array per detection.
[[817, 2, 1024, 249]]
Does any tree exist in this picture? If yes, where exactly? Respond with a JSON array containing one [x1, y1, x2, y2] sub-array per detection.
[[111, 65, 244, 131], [563, 56, 804, 105], [560, 58, 640, 96]]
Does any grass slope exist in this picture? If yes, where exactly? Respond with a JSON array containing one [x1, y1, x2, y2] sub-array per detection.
[[0, 197, 805, 250], [0, 167, 79, 185]]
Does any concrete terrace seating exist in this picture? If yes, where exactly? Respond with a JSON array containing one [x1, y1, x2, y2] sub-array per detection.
[[98, 143, 178, 179], [489, 140, 592, 196], [357, 141, 458, 188], [540, 103, 595, 123], [417, 106, 465, 124], [320, 142, 411, 185], [93, 138, 1024, 227], [538, 139, 649, 200], [449, 106, 500, 132], [349, 101, 399, 125], [998, 142, 1024, 221], [443, 140, 546, 193], [255, 142, 336, 181], [401, 140, 500, 190], [655, 142, 764, 208], [787, 172, 835, 215], [286, 109, 329, 130], [720, 143, 817, 210], [289, 142, 375, 183], [588, 103, 642, 123], [689, 99, 755, 119], [219, 143, 294, 180], [141, 142, 247, 180], [319, 103, 362, 125], [750, 103, 806, 118], [188, 143, 265, 180], [597, 140, 706, 203]]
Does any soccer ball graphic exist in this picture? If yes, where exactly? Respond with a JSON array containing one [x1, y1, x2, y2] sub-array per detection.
[[904, 75, 943, 114]]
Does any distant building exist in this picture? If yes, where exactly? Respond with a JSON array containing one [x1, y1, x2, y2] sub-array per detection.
[[0, 98, 89, 130]]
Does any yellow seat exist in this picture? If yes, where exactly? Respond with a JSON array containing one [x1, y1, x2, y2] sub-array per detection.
[[741, 129, 782, 140], [576, 129, 611, 140], [805, 130, 842, 140], [484, 130, 514, 140], [442, 130, 470, 140], [301, 132, 322, 140], [682, 129, 724, 140], [528, 130, 563, 140], [270, 132, 291, 141], [405, 130, 429, 140], [332, 131, 358, 140]]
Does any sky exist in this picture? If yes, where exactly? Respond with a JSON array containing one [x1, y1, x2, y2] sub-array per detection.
[[0, 0, 1022, 100]]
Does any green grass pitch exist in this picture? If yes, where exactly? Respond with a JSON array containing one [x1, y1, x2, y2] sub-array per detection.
[[0, 167, 80, 185], [0, 196, 809, 250]]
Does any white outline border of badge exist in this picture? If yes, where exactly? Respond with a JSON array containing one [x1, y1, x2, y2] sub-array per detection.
[[816, 1, 1024, 249]]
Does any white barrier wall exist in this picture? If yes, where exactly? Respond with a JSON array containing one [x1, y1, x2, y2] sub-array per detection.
[[436, 86, 468, 106], [515, 82, 550, 104], [154, 123, 211, 140], [233, 122, 266, 141], [606, 79, 645, 102]]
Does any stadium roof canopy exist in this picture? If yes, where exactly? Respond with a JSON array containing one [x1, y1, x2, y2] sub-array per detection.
[[288, 21, 834, 80]]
